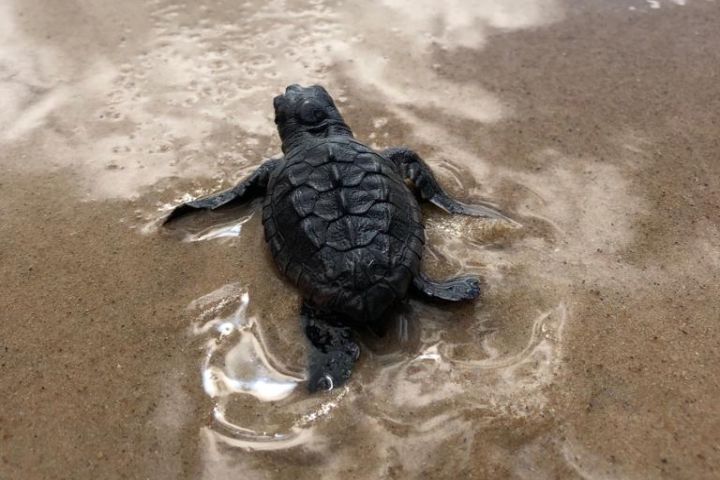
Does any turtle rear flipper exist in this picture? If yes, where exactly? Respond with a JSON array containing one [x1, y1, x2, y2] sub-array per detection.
[[412, 272, 481, 302], [301, 304, 360, 392], [163, 157, 282, 224], [381, 147, 517, 224]]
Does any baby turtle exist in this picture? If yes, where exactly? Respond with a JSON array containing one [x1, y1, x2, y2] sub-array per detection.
[[165, 84, 513, 392]]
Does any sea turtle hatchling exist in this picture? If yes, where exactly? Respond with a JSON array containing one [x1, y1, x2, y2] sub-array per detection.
[[165, 84, 514, 392]]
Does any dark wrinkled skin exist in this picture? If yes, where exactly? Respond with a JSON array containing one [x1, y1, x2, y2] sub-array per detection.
[[165, 84, 515, 392]]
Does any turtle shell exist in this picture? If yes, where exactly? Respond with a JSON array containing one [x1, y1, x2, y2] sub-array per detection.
[[261, 138, 424, 323]]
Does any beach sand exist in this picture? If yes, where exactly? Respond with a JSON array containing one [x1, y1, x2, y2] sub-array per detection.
[[1, 0, 718, 478]]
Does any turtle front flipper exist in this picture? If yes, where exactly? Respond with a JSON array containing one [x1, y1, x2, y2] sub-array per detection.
[[381, 147, 516, 223], [301, 303, 360, 392], [412, 272, 481, 302], [163, 157, 282, 224]]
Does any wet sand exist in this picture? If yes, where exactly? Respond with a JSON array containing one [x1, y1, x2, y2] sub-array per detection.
[[1, 0, 719, 479]]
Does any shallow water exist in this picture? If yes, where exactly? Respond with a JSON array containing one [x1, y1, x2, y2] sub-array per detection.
[[1, 0, 719, 479]]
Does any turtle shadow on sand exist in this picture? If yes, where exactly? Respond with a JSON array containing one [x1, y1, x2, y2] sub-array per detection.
[[164, 84, 518, 392]]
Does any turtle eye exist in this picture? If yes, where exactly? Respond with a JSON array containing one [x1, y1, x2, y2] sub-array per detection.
[[298, 100, 328, 125]]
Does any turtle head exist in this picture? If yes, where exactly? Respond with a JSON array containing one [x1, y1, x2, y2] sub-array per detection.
[[273, 84, 353, 152]]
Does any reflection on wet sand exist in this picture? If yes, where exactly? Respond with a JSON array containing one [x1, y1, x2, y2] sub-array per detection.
[[188, 274, 567, 459], [2, 0, 719, 479]]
